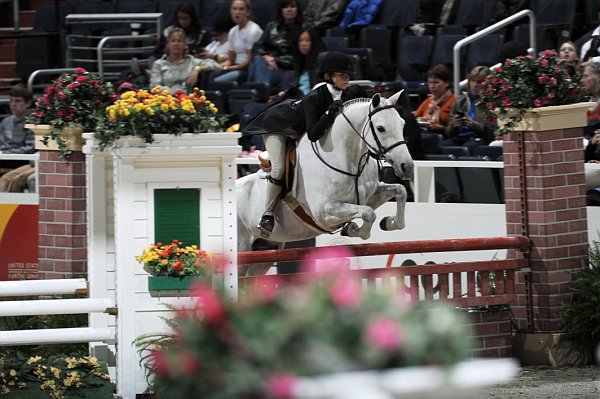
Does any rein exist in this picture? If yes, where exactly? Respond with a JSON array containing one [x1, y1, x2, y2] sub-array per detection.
[[310, 102, 407, 204]]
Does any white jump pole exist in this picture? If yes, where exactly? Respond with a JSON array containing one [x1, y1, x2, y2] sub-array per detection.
[[0, 298, 113, 317], [0, 327, 115, 346], [0, 278, 87, 297]]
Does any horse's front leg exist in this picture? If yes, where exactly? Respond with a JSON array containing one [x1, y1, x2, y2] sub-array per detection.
[[366, 182, 408, 231], [323, 200, 377, 240]]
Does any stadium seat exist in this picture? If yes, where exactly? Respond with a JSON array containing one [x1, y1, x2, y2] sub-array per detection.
[[322, 36, 349, 52], [452, 0, 496, 32], [473, 145, 503, 161], [377, 0, 421, 29], [239, 82, 271, 103], [396, 34, 434, 87], [465, 34, 504, 74], [439, 146, 470, 158], [227, 89, 260, 116]]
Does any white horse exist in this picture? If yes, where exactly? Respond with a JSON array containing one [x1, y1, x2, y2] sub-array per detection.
[[236, 91, 414, 274]]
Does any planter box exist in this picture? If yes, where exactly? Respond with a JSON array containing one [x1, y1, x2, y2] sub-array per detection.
[[25, 124, 85, 151], [148, 275, 208, 297], [2, 383, 112, 399], [497, 102, 594, 132]]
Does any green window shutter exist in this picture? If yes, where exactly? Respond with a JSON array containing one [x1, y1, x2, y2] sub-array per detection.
[[154, 188, 200, 247]]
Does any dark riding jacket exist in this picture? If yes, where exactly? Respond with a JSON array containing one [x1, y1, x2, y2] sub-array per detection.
[[241, 84, 352, 142]]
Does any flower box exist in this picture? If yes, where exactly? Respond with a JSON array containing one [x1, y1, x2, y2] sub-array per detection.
[[2, 383, 112, 399], [495, 102, 594, 132], [25, 124, 85, 151], [148, 275, 206, 297]]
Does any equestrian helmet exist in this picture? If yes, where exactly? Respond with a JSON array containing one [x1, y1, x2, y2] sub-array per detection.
[[319, 52, 354, 77]]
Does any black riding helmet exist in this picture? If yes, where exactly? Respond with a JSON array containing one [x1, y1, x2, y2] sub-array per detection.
[[318, 51, 354, 81]]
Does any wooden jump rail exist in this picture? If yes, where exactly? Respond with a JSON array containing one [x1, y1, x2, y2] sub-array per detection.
[[239, 236, 530, 307]]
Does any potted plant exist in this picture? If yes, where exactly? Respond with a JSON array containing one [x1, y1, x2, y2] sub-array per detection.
[[24, 68, 116, 159], [94, 86, 225, 150], [135, 263, 517, 399], [479, 49, 587, 136], [136, 239, 214, 296], [0, 353, 111, 398]]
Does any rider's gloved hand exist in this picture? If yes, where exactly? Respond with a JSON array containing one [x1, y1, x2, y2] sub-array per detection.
[[327, 100, 344, 117]]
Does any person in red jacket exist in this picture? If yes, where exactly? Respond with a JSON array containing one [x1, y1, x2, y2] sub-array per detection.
[[414, 64, 456, 137]]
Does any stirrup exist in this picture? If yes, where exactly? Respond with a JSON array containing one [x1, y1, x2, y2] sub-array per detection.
[[257, 214, 275, 237]]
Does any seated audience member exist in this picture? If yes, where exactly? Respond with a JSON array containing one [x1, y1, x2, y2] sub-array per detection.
[[302, 0, 347, 37], [291, 29, 326, 94], [0, 84, 35, 192], [150, 28, 222, 93], [414, 64, 456, 136], [153, 2, 209, 58], [443, 66, 494, 153], [247, 0, 303, 93], [585, 131, 600, 204], [215, 0, 263, 83], [581, 62, 600, 136], [200, 17, 234, 63], [559, 40, 581, 80]]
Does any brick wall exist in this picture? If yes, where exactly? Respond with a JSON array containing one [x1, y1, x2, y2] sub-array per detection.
[[504, 126, 588, 332], [37, 151, 87, 279], [466, 308, 513, 358]]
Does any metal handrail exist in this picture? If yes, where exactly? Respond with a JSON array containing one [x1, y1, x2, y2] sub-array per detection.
[[27, 68, 77, 92], [453, 9, 537, 94], [96, 34, 156, 79]]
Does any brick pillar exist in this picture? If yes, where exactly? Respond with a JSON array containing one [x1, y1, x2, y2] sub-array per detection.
[[38, 151, 87, 279], [504, 126, 588, 332]]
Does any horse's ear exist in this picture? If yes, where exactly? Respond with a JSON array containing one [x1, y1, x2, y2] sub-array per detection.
[[387, 89, 405, 105], [371, 93, 381, 107]]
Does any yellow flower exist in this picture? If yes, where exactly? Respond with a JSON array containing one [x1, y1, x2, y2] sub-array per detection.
[[150, 86, 162, 93], [9, 369, 16, 377], [27, 356, 42, 365], [144, 107, 155, 116], [51, 366, 61, 379]]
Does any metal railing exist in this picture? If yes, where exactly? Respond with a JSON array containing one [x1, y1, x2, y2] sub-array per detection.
[[453, 9, 537, 94]]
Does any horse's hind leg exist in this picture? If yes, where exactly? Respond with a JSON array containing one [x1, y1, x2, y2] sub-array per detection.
[[323, 200, 377, 240], [366, 183, 408, 231]]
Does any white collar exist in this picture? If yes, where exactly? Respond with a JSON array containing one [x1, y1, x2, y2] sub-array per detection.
[[327, 83, 343, 100]]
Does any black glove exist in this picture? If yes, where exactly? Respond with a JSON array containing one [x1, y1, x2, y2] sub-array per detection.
[[328, 100, 344, 117]]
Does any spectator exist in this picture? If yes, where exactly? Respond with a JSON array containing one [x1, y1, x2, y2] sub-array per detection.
[[153, 2, 209, 58], [247, 0, 303, 93], [302, 0, 347, 37], [580, 12, 600, 64], [214, 0, 264, 83], [291, 29, 326, 94], [199, 17, 234, 63], [558, 40, 581, 80], [414, 64, 456, 136], [443, 66, 494, 153], [585, 131, 600, 202], [339, 0, 383, 28], [150, 28, 222, 93], [581, 62, 600, 136], [499, 40, 529, 61], [0, 84, 35, 193]]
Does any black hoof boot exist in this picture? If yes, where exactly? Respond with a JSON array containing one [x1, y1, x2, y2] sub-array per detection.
[[257, 215, 275, 237]]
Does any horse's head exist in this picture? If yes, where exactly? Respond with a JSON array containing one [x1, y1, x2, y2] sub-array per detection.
[[363, 90, 414, 180]]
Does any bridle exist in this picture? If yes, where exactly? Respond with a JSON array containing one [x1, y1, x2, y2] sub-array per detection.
[[310, 102, 408, 204]]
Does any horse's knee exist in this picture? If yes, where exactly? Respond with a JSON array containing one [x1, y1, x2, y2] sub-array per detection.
[[363, 209, 376, 223]]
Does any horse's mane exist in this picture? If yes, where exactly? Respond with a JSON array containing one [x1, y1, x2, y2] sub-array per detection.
[[342, 97, 371, 109]]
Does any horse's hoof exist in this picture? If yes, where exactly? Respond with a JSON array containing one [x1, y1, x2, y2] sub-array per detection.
[[341, 222, 357, 236], [380, 217, 391, 231]]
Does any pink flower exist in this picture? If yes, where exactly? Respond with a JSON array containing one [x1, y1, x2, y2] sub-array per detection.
[[150, 350, 170, 376], [191, 282, 226, 325], [57, 91, 66, 100], [538, 74, 547, 84], [266, 373, 297, 399], [534, 99, 542, 107], [541, 58, 549, 67], [501, 98, 511, 107], [328, 275, 362, 308], [364, 316, 403, 351], [74, 67, 87, 74], [76, 75, 87, 84], [178, 352, 200, 375], [549, 77, 557, 85], [68, 82, 77, 90]]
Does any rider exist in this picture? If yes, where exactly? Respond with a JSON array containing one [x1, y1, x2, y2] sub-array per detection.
[[241, 51, 354, 237]]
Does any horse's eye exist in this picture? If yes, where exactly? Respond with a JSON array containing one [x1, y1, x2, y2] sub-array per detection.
[[377, 126, 385, 133]]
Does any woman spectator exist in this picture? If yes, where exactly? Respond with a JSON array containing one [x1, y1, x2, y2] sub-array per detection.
[[581, 62, 600, 136], [150, 28, 222, 93], [291, 29, 326, 94], [214, 0, 263, 83], [443, 66, 494, 153], [153, 2, 209, 58], [559, 40, 581, 80], [414, 64, 456, 136], [247, 0, 303, 94]]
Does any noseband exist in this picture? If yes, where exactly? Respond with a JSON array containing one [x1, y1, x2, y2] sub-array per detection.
[[363, 104, 408, 160]]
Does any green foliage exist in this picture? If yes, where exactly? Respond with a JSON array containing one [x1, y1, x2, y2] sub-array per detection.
[[479, 49, 586, 137], [135, 271, 471, 399], [560, 241, 600, 364]]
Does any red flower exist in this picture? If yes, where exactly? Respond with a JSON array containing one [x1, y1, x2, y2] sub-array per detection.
[[265, 373, 297, 399], [191, 282, 226, 325], [364, 316, 403, 351], [150, 350, 170, 376]]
